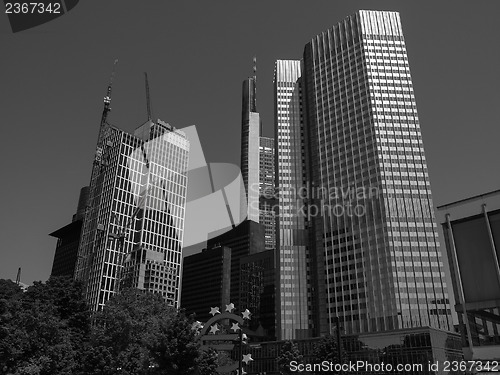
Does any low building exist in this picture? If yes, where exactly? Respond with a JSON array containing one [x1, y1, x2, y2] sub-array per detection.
[[240, 249, 276, 340], [181, 245, 231, 323], [245, 327, 462, 375], [49, 220, 83, 277], [49, 186, 88, 278], [437, 189, 500, 361]]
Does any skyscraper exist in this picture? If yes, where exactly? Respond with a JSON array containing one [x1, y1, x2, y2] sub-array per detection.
[[75, 80, 189, 311], [274, 60, 313, 339], [259, 136, 276, 250], [274, 10, 452, 338], [241, 74, 260, 223]]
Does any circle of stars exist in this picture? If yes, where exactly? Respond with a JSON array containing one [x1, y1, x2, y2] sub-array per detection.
[[204, 303, 254, 374]]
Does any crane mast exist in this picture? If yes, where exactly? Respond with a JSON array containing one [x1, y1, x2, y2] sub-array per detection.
[[75, 60, 118, 287], [145, 72, 152, 121]]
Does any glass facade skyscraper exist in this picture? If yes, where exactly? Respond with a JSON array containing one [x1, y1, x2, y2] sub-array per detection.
[[274, 60, 313, 339], [241, 77, 261, 223], [259, 136, 276, 250], [75, 114, 189, 311], [274, 10, 452, 339]]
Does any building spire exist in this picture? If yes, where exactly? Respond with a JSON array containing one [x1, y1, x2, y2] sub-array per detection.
[[252, 56, 257, 112], [253, 56, 257, 82]]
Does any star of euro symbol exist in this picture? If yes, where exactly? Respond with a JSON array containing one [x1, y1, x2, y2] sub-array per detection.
[[242, 309, 251, 319], [231, 322, 240, 332], [242, 353, 254, 365], [225, 303, 235, 313], [209, 307, 220, 316], [209, 324, 220, 334]]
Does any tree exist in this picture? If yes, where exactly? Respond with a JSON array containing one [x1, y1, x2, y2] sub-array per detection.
[[0, 280, 22, 301], [194, 348, 218, 375], [151, 309, 201, 374], [277, 340, 303, 375], [1, 280, 217, 375], [311, 335, 347, 374], [85, 288, 217, 375], [0, 276, 90, 375]]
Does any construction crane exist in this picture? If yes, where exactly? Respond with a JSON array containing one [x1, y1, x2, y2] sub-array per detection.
[[109, 190, 147, 249], [75, 60, 118, 286], [144, 72, 152, 121], [108, 206, 142, 291]]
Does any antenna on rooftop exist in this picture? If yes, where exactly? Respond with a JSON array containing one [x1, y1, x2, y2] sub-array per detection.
[[252, 56, 257, 113]]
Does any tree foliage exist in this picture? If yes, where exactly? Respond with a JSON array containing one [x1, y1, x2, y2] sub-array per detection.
[[0, 279, 217, 375], [82, 287, 217, 374], [311, 334, 347, 374], [195, 348, 218, 375], [0, 276, 89, 375], [277, 340, 303, 375], [311, 334, 344, 362]]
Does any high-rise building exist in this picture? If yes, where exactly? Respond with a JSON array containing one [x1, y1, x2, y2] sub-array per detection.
[[274, 10, 452, 339], [259, 136, 276, 250], [274, 60, 313, 340], [75, 81, 189, 311], [241, 75, 260, 223]]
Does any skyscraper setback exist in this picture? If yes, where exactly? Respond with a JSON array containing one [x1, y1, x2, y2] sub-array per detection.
[[75, 77, 189, 311], [274, 10, 451, 339]]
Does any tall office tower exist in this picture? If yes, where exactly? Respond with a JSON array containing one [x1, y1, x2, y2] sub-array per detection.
[[301, 10, 451, 335], [75, 81, 189, 311], [241, 74, 260, 222], [274, 60, 313, 339], [259, 136, 276, 250]]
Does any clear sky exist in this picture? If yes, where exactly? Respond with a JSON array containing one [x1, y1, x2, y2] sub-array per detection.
[[1, 1, 499, 284]]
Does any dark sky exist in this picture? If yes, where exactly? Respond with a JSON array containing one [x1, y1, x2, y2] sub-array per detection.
[[1, 1, 499, 284]]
